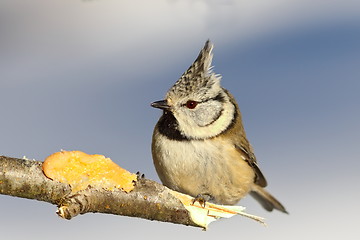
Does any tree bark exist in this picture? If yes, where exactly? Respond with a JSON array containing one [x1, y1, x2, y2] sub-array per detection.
[[0, 156, 199, 228]]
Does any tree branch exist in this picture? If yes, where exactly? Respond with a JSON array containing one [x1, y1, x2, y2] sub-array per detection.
[[0, 156, 198, 227]]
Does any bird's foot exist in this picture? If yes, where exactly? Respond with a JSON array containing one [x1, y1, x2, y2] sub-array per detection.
[[192, 193, 214, 208], [135, 171, 145, 180]]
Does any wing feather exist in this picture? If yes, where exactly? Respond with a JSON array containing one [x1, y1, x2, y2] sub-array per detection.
[[235, 144, 267, 187]]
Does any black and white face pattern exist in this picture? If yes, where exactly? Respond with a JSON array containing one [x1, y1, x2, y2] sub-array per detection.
[[167, 85, 236, 140], [157, 40, 237, 140], [181, 93, 225, 127]]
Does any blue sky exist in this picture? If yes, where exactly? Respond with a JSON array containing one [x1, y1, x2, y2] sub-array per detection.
[[1, 0, 360, 239]]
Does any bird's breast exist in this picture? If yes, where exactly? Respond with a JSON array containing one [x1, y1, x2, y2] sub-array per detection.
[[152, 131, 255, 205]]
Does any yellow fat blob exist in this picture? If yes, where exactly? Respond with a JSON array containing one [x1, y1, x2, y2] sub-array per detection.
[[42, 150, 136, 193]]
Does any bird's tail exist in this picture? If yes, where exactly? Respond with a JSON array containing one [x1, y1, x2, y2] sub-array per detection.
[[250, 185, 288, 213]]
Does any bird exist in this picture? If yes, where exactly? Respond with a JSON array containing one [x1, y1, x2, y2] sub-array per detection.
[[151, 40, 287, 213]]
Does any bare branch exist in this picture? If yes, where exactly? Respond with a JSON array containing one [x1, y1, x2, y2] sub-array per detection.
[[0, 156, 199, 227]]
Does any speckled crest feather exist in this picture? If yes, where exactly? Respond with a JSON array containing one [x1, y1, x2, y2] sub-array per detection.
[[166, 40, 221, 101]]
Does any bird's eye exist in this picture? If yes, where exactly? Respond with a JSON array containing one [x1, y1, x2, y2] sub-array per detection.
[[185, 100, 198, 109]]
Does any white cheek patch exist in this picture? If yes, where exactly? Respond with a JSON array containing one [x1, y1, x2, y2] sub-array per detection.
[[176, 98, 236, 140], [189, 101, 223, 127]]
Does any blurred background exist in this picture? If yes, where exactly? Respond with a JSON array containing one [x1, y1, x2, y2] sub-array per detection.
[[1, 0, 359, 239]]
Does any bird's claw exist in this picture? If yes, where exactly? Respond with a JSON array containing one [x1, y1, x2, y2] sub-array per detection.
[[191, 194, 214, 208]]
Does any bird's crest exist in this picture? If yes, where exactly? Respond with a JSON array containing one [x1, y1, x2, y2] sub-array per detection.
[[166, 40, 221, 101]]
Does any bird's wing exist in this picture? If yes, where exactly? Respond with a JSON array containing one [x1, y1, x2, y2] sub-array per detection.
[[235, 144, 267, 187]]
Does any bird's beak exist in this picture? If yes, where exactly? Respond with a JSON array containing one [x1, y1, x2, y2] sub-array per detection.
[[151, 100, 171, 110]]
